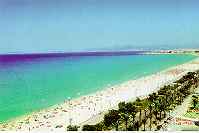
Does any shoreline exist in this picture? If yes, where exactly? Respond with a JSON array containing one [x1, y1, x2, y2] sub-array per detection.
[[1, 55, 199, 131], [80, 55, 199, 126]]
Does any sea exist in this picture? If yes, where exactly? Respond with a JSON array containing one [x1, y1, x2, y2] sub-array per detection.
[[0, 51, 196, 122]]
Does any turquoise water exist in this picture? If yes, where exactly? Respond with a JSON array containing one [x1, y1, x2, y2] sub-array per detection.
[[0, 54, 196, 122]]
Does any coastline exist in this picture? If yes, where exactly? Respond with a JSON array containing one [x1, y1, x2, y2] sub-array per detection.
[[0, 54, 199, 131]]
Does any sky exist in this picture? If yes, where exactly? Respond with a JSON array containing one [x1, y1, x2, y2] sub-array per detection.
[[0, 0, 199, 54]]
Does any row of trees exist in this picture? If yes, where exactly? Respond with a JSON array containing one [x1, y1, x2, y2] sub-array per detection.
[[67, 71, 199, 131]]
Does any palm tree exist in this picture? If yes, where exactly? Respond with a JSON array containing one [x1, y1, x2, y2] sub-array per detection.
[[148, 93, 158, 102], [126, 102, 137, 130], [192, 95, 198, 109], [104, 109, 121, 131], [148, 103, 153, 131], [153, 99, 161, 122], [120, 112, 130, 130], [134, 121, 140, 131], [147, 93, 158, 130], [142, 118, 147, 131], [118, 102, 126, 112], [142, 109, 147, 131], [118, 102, 138, 130], [118, 102, 128, 130], [158, 97, 164, 120], [159, 95, 170, 119], [131, 107, 137, 126]]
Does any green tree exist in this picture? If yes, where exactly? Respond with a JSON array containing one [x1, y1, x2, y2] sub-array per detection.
[[94, 122, 104, 131], [104, 109, 121, 131], [192, 95, 198, 109], [134, 121, 140, 131], [67, 125, 80, 131], [118, 102, 137, 130], [82, 125, 96, 131]]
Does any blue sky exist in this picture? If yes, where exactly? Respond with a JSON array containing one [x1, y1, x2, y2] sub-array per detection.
[[0, 0, 199, 54]]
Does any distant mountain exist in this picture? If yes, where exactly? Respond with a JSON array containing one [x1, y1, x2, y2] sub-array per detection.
[[90, 44, 199, 51], [89, 44, 172, 51]]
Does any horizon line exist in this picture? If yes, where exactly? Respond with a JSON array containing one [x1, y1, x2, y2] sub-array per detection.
[[0, 50, 150, 56], [1, 48, 198, 56]]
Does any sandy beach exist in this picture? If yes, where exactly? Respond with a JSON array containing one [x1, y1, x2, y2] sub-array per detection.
[[1, 56, 199, 131]]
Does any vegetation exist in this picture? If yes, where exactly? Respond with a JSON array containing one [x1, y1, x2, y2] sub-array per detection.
[[191, 95, 199, 109], [67, 125, 80, 131], [81, 122, 106, 131], [82, 125, 98, 131], [185, 94, 199, 119], [70, 71, 199, 131]]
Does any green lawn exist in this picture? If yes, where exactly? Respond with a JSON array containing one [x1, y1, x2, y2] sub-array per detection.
[[184, 112, 199, 119]]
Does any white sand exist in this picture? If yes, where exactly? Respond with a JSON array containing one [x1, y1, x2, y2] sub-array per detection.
[[1, 57, 199, 131]]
